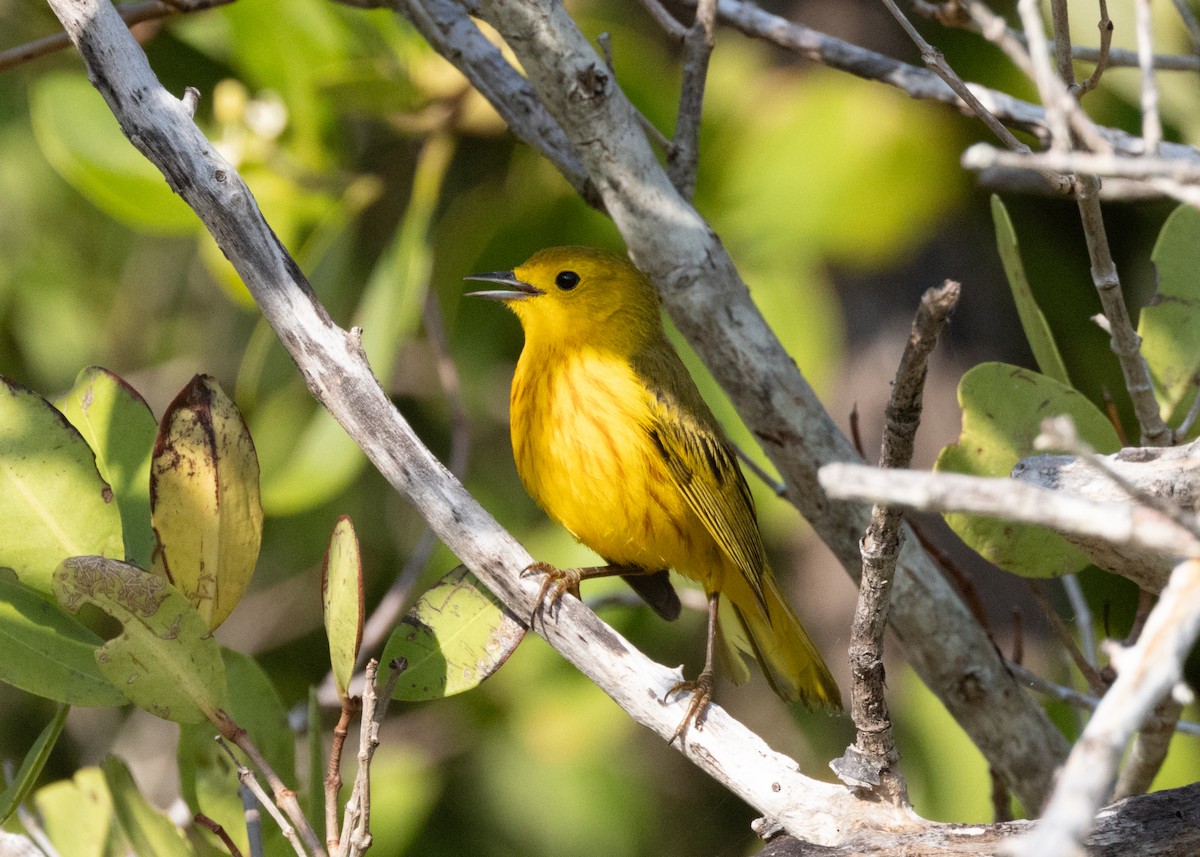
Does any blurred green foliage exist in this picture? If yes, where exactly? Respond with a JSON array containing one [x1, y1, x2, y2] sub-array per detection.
[[3, 0, 1200, 854]]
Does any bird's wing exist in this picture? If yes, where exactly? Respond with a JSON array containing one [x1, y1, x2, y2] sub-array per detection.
[[641, 372, 769, 614]]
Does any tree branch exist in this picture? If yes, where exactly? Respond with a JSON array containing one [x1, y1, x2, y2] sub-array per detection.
[[819, 463, 1200, 574], [832, 280, 959, 805]]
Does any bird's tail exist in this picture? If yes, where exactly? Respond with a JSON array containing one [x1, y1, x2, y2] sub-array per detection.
[[718, 572, 842, 711]]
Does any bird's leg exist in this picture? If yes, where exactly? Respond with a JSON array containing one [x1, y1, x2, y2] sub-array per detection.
[[521, 561, 650, 616], [666, 592, 720, 744]]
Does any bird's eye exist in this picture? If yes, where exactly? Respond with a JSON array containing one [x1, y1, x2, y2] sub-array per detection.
[[555, 270, 580, 291]]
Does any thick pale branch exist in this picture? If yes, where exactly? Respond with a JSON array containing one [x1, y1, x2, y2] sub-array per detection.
[[820, 463, 1200, 578]]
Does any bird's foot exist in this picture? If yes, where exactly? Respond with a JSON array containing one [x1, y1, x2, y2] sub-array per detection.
[[665, 668, 715, 745], [521, 561, 581, 618]]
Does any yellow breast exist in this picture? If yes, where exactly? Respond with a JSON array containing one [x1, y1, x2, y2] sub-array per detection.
[[510, 343, 723, 586]]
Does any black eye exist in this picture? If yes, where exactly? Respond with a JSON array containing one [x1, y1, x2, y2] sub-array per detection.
[[555, 270, 580, 291]]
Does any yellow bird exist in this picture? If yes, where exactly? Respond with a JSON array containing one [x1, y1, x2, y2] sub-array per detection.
[[467, 246, 841, 737]]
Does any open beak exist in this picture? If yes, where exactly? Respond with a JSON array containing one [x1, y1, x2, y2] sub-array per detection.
[[464, 271, 544, 301]]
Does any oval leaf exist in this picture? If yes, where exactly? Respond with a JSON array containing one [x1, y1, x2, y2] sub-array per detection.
[[0, 702, 69, 825], [935, 363, 1121, 578], [1140, 204, 1200, 422], [323, 515, 364, 700], [151, 375, 263, 631], [0, 376, 123, 594], [102, 756, 194, 857], [384, 565, 526, 701], [0, 573, 125, 707], [53, 556, 227, 724], [56, 367, 157, 569]]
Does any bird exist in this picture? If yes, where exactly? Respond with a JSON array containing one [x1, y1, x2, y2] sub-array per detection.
[[466, 246, 841, 739]]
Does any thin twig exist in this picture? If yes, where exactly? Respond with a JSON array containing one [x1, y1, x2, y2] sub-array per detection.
[[1049, 0, 1074, 86], [668, 0, 717, 200], [1028, 581, 1107, 694], [1077, 2, 1114, 97], [215, 738, 308, 857], [1075, 176, 1171, 446], [732, 444, 788, 497], [0, 0, 232, 71], [882, 0, 1044, 166], [832, 280, 959, 805], [1061, 574, 1097, 668], [1017, 0, 1106, 153], [220, 719, 325, 856], [1172, 376, 1200, 442], [910, 518, 996, 637], [1008, 660, 1200, 737], [337, 659, 406, 857], [637, 0, 689, 39], [1135, 0, 1163, 155], [195, 813, 247, 857], [936, 0, 1197, 72], [324, 698, 360, 851]]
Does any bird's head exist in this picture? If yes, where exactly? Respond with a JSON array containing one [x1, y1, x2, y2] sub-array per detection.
[[466, 246, 662, 349]]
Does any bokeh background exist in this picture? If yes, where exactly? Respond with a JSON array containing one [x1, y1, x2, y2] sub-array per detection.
[[1, 0, 1198, 853]]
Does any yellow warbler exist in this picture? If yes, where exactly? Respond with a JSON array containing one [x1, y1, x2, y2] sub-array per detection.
[[467, 246, 841, 735]]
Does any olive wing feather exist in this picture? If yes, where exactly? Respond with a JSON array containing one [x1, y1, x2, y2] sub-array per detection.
[[641, 375, 769, 615]]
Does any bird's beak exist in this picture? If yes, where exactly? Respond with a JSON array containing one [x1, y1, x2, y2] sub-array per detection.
[[464, 271, 544, 301]]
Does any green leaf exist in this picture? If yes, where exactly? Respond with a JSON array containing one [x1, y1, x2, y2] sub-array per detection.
[[0, 702, 69, 825], [29, 73, 197, 234], [0, 572, 125, 707], [260, 135, 452, 515], [1140, 204, 1200, 422], [935, 363, 1121, 578], [0, 376, 123, 594], [33, 767, 117, 857], [384, 565, 526, 701], [990, 196, 1070, 385], [102, 756, 195, 857], [56, 367, 157, 569], [151, 375, 263, 631], [323, 515, 364, 701], [53, 556, 228, 724], [179, 649, 291, 857]]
